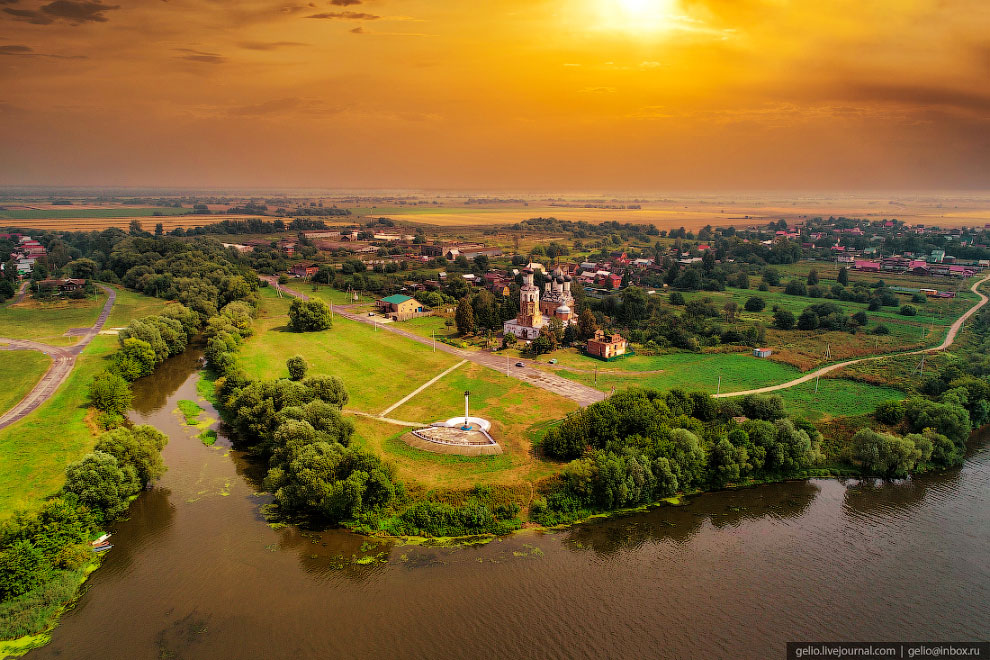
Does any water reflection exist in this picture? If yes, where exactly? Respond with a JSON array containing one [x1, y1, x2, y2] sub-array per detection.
[[562, 480, 819, 556], [129, 347, 204, 415]]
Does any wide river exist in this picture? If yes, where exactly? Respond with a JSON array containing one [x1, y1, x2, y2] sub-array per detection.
[[28, 350, 990, 659]]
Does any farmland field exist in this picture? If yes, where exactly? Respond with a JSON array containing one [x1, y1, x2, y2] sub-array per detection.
[[0, 207, 190, 220], [0, 213, 267, 231]]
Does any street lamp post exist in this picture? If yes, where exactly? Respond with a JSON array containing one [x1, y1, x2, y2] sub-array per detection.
[[463, 390, 471, 429]]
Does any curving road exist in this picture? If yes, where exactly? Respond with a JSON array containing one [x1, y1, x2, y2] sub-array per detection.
[[712, 274, 990, 398], [0, 284, 117, 430]]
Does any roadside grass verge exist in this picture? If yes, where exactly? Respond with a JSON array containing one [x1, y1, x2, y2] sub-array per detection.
[[0, 291, 108, 346], [0, 351, 50, 416]]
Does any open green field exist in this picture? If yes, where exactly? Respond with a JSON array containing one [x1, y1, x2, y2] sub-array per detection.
[[0, 207, 190, 220], [299, 283, 375, 307], [0, 335, 115, 519], [0, 350, 50, 417], [351, 362, 576, 489], [770, 377, 904, 421], [104, 287, 173, 327], [239, 296, 460, 414], [0, 291, 108, 346]]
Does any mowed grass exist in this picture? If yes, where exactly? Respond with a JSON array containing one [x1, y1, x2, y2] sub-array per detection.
[[0, 291, 108, 346], [0, 335, 116, 519], [0, 350, 51, 416], [238, 295, 460, 414], [350, 364, 576, 489], [104, 287, 173, 327]]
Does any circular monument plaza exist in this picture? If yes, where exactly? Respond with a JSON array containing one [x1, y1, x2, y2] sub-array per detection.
[[402, 391, 503, 456]]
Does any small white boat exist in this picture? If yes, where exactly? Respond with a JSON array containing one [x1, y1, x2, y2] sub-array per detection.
[[93, 544, 112, 553], [91, 534, 111, 546]]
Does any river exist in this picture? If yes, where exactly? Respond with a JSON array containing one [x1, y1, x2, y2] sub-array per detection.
[[27, 350, 990, 659]]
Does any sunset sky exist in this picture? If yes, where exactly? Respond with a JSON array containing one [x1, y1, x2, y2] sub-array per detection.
[[1, 0, 988, 190]]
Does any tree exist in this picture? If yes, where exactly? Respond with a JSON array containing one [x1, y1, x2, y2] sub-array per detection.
[[852, 429, 922, 478], [63, 452, 140, 520], [745, 296, 766, 312], [288, 299, 332, 332], [88, 371, 133, 415], [723, 301, 738, 322], [286, 355, 308, 381], [900, 305, 918, 316], [784, 280, 808, 296], [762, 267, 781, 286], [154, 222, 164, 237], [837, 266, 849, 286], [577, 308, 598, 340], [455, 296, 475, 335], [807, 269, 819, 285], [0, 540, 47, 600], [111, 338, 157, 381], [669, 291, 685, 305], [66, 257, 99, 279], [303, 375, 349, 408], [797, 309, 820, 330], [773, 309, 795, 330], [530, 327, 557, 355], [94, 425, 168, 486]]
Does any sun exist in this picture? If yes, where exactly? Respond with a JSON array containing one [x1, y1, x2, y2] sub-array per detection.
[[599, 0, 681, 36]]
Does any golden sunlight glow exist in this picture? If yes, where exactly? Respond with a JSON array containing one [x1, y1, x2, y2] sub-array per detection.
[[602, 0, 681, 35]]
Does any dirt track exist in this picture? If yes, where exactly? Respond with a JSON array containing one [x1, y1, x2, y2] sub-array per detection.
[[0, 284, 116, 430], [713, 274, 990, 398]]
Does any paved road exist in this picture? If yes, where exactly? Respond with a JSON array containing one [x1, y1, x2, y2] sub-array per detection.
[[713, 274, 990, 398], [0, 284, 117, 430], [266, 280, 605, 407]]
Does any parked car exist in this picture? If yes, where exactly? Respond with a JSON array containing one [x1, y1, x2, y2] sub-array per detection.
[[515, 362, 524, 367], [548, 359, 557, 365]]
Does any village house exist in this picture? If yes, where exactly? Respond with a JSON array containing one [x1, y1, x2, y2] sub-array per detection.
[[290, 262, 319, 278], [37, 278, 86, 294], [376, 294, 429, 321], [587, 329, 628, 360]]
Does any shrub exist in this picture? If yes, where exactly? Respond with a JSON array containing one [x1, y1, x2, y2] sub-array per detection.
[[871, 324, 890, 335], [668, 291, 685, 305], [773, 309, 795, 330], [286, 355, 308, 381], [874, 400, 904, 425], [744, 296, 766, 312], [784, 280, 808, 296], [900, 304, 918, 316]]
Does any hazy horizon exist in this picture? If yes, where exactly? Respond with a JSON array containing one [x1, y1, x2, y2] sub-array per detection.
[[2, 0, 989, 190]]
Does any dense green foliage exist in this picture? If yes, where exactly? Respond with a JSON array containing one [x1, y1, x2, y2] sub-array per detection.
[[0, 425, 168, 638], [287, 299, 332, 332], [534, 388, 824, 525]]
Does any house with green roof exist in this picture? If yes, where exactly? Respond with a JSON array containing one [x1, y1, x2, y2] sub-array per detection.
[[376, 294, 429, 321]]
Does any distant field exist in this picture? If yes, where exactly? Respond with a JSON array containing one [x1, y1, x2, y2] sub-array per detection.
[[0, 207, 190, 220], [0, 350, 50, 417], [0, 213, 266, 231], [354, 199, 990, 229]]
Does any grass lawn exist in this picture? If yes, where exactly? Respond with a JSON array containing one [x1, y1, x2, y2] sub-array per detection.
[[239, 295, 460, 414], [0, 335, 116, 519], [0, 291, 108, 346], [771, 377, 904, 421], [550, 351, 804, 393], [0, 350, 50, 416], [302, 283, 376, 306], [104, 286, 173, 327]]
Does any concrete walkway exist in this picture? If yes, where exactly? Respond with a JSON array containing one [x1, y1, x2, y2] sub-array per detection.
[[0, 284, 117, 430], [713, 274, 990, 398], [333, 305, 606, 406], [380, 359, 466, 417]]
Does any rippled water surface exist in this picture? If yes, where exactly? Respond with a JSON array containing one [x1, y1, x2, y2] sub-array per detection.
[[29, 352, 990, 659]]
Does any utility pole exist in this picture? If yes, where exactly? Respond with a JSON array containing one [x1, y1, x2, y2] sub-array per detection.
[[815, 373, 820, 394], [432, 329, 436, 352], [717, 375, 721, 395]]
